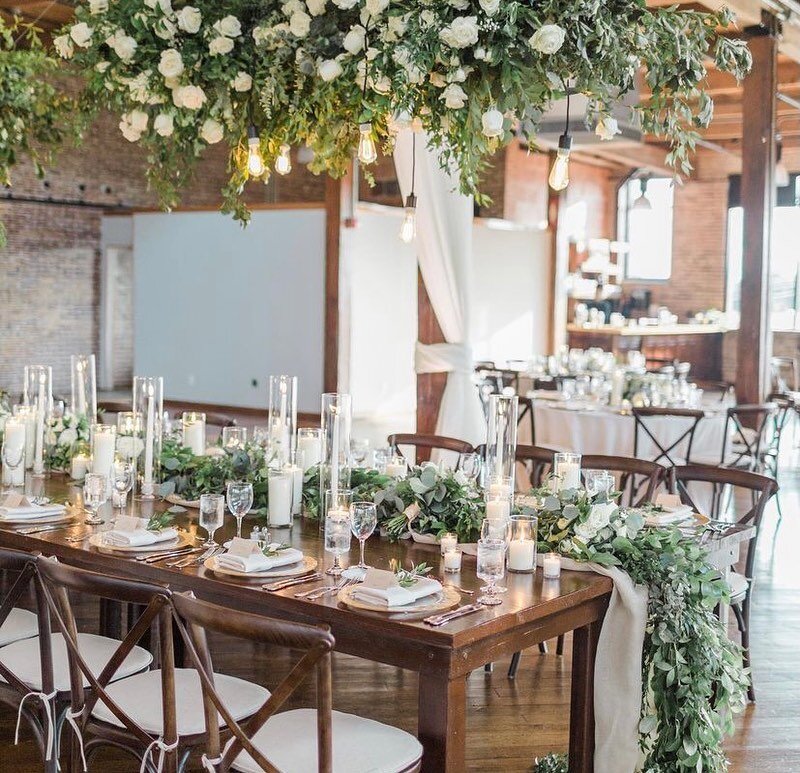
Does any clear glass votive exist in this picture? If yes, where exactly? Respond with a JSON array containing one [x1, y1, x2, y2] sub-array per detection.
[[507, 515, 537, 574], [553, 452, 581, 492], [443, 548, 462, 573]]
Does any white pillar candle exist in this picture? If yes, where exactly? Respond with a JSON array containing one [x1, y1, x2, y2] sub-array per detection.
[[288, 464, 303, 515], [70, 453, 89, 481], [298, 434, 321, 471], [385, 462, 407, 478], [558, 462, 581, 491], [2, 419, 26, 486], [488, 481, 512, 498], [508, 540, 536, 571], [22, 411, 36, 470], [443, 549, 462, 572], [440, 532, 457, 556], [76, 362, 86, 417], [543, 553, 562, 579], [143, 390, 155, 495], [330, 412, 340, 500], [92, 429, 116, 495], [268, 474, 293, 526], [486, 498, 511, 520], [610, 369, 625, 407], [183, 419, 206, 456], [33, 377, 45, 474]]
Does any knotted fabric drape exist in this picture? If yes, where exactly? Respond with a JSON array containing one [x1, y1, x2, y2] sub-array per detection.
[[393, 130, 486, 446]]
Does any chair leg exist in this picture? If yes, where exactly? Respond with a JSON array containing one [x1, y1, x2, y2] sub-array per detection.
[[556, 634, 565, 656], [538, 640, 548, 654], [508, 651, 521, 679], [484, 662, 494, 673]]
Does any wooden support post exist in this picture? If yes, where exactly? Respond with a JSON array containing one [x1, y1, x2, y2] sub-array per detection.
[[416, 270, 447, 460], [736, 22, 778, 404], [324, 176, 343, 394]]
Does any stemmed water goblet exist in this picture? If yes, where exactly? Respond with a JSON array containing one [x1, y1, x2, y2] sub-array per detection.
[[476, 538, 506, 606], [458, 452, 482, 485], [350, 439, 370, 468], [200, 493, 225, 547], [350, 501, 377, 569], [226, 481, 253, 539], [324, 508, 352, 577], [112, 461, 134, 514], [83, 472, 108, 526]]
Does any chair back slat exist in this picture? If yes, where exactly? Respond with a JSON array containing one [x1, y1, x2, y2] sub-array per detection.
[[514, 445, 555, 488], [632, 407, 705, 467], [721, 403, 777, 470], [387, 433, 474, 466], [579, 454, 666, 506]]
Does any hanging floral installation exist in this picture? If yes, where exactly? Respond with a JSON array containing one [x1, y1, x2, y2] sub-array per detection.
[[48, 0, 753, 221]]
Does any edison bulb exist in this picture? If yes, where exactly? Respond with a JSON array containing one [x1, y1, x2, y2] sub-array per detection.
[[247, 135, 265, 178], [398, 194, 417, 243], [549, 148, 570, 191], [275, 144, 292, 175], [357, 122, 378, 165]]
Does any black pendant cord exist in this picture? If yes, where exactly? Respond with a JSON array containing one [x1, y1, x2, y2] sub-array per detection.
[[410, 133, 416, 196], [564, 86, 571, 136]]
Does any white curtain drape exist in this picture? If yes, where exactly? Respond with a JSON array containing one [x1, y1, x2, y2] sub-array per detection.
[[393, 130, 486, 447]]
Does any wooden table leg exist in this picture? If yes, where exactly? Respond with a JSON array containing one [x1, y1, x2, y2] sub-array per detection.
[[569, 618, 602, 773], [418, 672, 466, 772]]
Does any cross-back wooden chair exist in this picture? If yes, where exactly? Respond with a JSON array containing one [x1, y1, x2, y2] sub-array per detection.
[[579, 454, 666, 507], [0, 549, 56, 771], [764, 393, 795, 522], [632, 406, 705, 468], [387, 434, 474, 466], [170, 591, 423, 772], [721, 403, 777, 472], [514, 444, 554, 489], [671, 465, 778, 702]]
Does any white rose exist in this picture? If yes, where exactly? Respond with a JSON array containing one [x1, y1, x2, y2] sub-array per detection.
[[173, 84, 206, 109], [439, 16, 478, 49], [289, 11, 311, 37], [595, 115, 621, 141], [588, 502, 616, 531], [450, 0, 469, 7], [479, 0, 499, 15], [119, 110, 148, 142], [53, 34, 74, 59], [481, 107, 504, 138], [95, 61, 110, 72], [574, 520, 598, 542], [332, 0, 358, 7], [127, 71, 151, 102], [200, 118, 224, 144], [158, 0, 173, 14], [420, 9, 435, 27], [364, 0, 389, 16], [59, 427, 78, 446], [529, 24, 566, 55], [343, 25, 366, 54], [176, 6, 202, 33], [442, 83, 467, 109], [448, 67, 468, 82], [429, 71, 446, 88], [154, 16, 177, 40], [372, 74, 391, 93], [158, 48, 184, 78], [110, 33, 137, 62], [231, 71, 253, 92], [283, 0, 305, 15], [89, 0, 108, 14], [213, 15, 242, 37], [69, 22, 93, 48], [318, 58, 342, 82], [306, 0, 326, 15], [209, 36, 234, 55], [153, 112, 174, 136]]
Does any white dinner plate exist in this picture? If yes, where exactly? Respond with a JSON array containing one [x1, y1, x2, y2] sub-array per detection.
[[204, 555, 317, 579], [88, 532, 187, 553], [0, 510, 70, 526]]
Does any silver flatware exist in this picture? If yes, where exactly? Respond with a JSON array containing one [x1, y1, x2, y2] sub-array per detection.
[[65, 532, 91, 543], [263, 573, 324, 592], [168, 546, 223, 568], [137, 547, 200, 563], [445, 584, 475, 596], [18, 522, 77, 535], [295, 584, 337, 598], [424, 604, 483, 627]]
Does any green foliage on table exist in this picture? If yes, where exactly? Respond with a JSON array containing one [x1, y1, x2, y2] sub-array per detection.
[[390, 559, 432, 588], [525, 487, 749, 771], [145, 511, 175, 532], [383, 464, 484, 543], [533, 755, 567, 773], [301, 466, 395, 521], [56, 0, 750, 223], [45, 413, 91, 472]]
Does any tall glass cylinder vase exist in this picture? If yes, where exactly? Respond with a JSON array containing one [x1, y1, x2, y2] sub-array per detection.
[[268, 375, 298, 465], [132, 376, 163, 499], [484, 394, 518, 494], [25, 366, 52, 476], [320, 393, 352, 531], [70, 354, 97, 423], [90, 424, 116, 496]]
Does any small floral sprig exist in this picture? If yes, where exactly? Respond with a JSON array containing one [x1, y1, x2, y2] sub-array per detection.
[[46, 413, 91, 472], [262, 542, 291, 557], [146, 511, 175, 532], [389, 559, 432, 588]]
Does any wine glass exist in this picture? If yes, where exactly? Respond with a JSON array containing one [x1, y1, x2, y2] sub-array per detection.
[[226, 481, 253, 539], [350, 439, 370, 468], [458, 452, 482, 484], [83, 472, 108, 526], [584, 469, 615, 498], [324, 508, 351, 577], [199, 493, 225, 547], [476, 539, 506, 606], [350, 502, 377, 569], [112, 461, 134, 514]]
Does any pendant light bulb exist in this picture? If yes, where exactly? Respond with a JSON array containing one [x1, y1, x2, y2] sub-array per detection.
[[549, 134, 572, 192], [357, 122, 378, 165], [399, 194, 417, 244], [275, 144, 292, 176], [246, 126, 265, 178]]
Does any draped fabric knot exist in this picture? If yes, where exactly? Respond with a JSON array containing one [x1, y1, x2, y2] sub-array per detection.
[[140, 736, 179, 773], [65, 707, 88, 772], [414, 342, 473, 376], [201, 737, 235, 771], [15, 689, 58, 762]]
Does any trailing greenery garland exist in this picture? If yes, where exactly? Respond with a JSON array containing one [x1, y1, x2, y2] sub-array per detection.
[[52, 0, 751, 221]]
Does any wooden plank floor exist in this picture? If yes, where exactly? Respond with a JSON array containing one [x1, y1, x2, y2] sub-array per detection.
[[2, 456, 800, 771]]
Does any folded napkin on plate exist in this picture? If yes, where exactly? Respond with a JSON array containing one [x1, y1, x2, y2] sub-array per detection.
[[351, 568, 442, 608], [646, 494, 694, 525], [103, 515, 178, 547], [217, 537, 303, 573], [0, 493, 66, 521]]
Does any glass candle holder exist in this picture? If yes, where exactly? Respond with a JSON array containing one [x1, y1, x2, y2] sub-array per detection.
[[484, 394, 518, 490], [182, 412, 206, 456], [440, 532, 457, 556], [90, 423, 116, 496], [507, 515, 538, 573], [443, 548, 462, 573], [12, 404, 36, 472], [132, 376, 163, 499], [268, 375, 298, 466], [70, 354, 97, 423], [297, 427, 323, 472], [222, 426, 247, 452], [385, 454, 408, 479], [322, 487, 352, 534], [1, 417, 27, 487], [320, 393, 352, 519], [553, 452, 581, 492], [543, 552, 562, 579], [267, 469, 293, 528], [25, 365, 52, 476], [287, 448, 304, 515]]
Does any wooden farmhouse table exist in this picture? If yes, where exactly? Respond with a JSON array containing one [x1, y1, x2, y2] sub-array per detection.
[[1, 476, 615, 772]]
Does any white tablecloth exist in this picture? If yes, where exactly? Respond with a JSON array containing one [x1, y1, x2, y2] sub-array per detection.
[[531, 402, 728, 465]]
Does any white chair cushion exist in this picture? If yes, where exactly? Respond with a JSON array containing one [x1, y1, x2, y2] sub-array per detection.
[[728, 571, 749, 602], [232, 709, 423, 773], [91, 668, 270, 736], [0, 632, 152, 692], [0, 608, 38, 647]]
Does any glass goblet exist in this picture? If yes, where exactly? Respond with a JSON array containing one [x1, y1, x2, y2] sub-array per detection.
[[83, 472, 108, 526], [226, 481, 253, 539], [199, 493, 225, 547], [112, 461, 134, 514], [458, 452, 482, 484], [350, 501, 377, 569], [350, 439, 370, 468], [477, 539, 506, 606], [324, 508, 352, 577]]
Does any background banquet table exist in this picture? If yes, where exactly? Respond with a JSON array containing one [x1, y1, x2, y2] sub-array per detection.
[[0, 476, 613, 773]]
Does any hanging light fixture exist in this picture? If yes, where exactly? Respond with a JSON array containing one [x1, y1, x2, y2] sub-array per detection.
[[275, 143, 292, 175], [399, 133, 417, 243], [246, 125, 265, 178], [632, 175, 653, 210], [548, 85, 572, 191], [356, 37, 377, 166]]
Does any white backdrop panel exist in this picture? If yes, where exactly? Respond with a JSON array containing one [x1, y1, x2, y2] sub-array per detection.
[[133, 209, 325, 412]]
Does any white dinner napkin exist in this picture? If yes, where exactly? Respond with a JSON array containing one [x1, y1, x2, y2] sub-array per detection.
[[217, 537, 303, 573], [0, 493, 66, 521], [351, 568, 442, 608], [103, 515, 178, 547], [646, 493, 694, 525]]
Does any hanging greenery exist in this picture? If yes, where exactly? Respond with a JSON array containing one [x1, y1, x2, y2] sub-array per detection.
[[54, 0, 751, 222]]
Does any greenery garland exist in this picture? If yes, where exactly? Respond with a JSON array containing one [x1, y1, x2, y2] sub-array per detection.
[[51, 0, 751, 221]]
